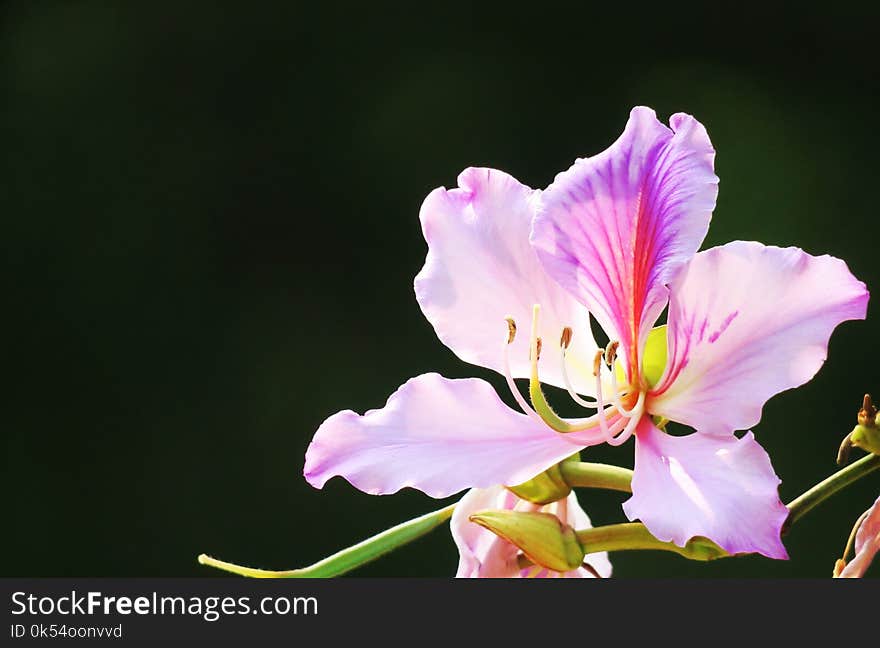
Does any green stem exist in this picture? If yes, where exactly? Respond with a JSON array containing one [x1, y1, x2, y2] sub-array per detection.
[[575, 523, 728, 561], [783, 453, 880, 535], [199, 453, 880, 577], [198, 503, 455, 578], [560, 461, 633, 492]]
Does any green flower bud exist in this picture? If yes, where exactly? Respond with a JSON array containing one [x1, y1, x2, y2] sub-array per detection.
[[469, 509, 585, 572], [850, 424, 880, 456]]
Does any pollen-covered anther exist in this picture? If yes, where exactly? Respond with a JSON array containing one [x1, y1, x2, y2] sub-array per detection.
[[604, 341, 619, 367], [560, 327, 573, 349], [505, 317, 517, 345], [592, 350, 604, 377]]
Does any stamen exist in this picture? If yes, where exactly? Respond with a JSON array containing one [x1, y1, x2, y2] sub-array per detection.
[[560, 327, 573, 349], [501, 317, 544, 425], [560, 329, 600, 410], [527, 305, 616, 435], [598, 338, 644, 418], [606, 390, 645, 446], [608, 353, 639, 418], [506, 317, 517, 345], [604, 340, 619, 367], [594, 350, 644, 447], [593, 350, 616, 444]]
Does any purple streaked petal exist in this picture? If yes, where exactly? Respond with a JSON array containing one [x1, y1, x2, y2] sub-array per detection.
[[451, 485, 611, 578], [532, 107, 718, 380], [415, 167, 597, 395], [303, 373, 589, 499], [622, 418, 789, 559], [650, 242, 869, 435]]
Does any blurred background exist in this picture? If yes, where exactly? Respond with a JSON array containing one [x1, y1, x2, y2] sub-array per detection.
[[2, 2, 878, 577]]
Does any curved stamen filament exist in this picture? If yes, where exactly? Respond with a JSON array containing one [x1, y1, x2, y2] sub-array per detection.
[[527, 305, 614, 434], [502, 317, 546, 426], [593, 351, 616, 444], [606, 390, 645, 447], [606, 343, 638, 418], [593, 348, 644, 447], [559, 327, 600, 410]]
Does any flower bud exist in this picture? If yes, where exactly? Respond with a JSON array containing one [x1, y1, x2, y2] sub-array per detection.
[[507, 462, 572, 505], [468, 508, 585, 572], [850, 424, 880, 456]]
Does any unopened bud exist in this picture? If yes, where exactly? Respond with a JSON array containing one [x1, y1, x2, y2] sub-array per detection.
[[850, 424, 880, 456], [469, 509, 585, 573]]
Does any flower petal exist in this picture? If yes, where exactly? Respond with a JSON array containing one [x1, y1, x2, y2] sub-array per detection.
[[415, 167, 597, 395], [622, 418, 789, 559], [451, 485, 611, 578], [532, 107, 718, 379], [451, 486, 524, 578], [839, 495, 880, 578], [303, 373, 588, 498], [650, 242, 869, 435]]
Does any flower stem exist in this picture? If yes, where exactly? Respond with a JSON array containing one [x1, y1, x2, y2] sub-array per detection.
[[783, 453, 880, 535], [559, 462, 633, 492], [198, 503, 455, 578], [575, 523, 728, 561]]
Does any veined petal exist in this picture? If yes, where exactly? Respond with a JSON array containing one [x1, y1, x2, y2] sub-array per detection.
[[532, 107, 718, 381], [415, 167, 597, 394], [622, 419, 789, 559], [839, 495, 880, 578], [303, 373, 588, 499], [452, 485, 611, 578], [650, 241, 869, 435]]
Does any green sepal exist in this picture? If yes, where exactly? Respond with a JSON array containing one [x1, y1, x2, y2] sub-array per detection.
[[469, 508, 585, 572], [850, 424, 880, 456], [507, 453, 579, 504]]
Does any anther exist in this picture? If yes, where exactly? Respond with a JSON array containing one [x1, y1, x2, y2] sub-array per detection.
[[604, 341, 619, 367], [506, 317, 517, 345], [560, 327, 573, 349], [536, 338, 543, 361], [592, 350, 603, 377], [559, 327, 600, 410]]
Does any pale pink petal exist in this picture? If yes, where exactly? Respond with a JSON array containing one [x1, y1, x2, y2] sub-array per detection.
[[451, 485, 611, 578], [622, 418, 789, 559], [303, 373, 589, 499], [839, 495, 880, 578], [650, 242, 869, 435], [451, 486, 523, 577], [415, 167, 597, 395], [532, 107, 718, 380]]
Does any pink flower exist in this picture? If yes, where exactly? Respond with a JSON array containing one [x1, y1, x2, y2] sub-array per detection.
[[304, 107, 868, 559], [451, 486, 611, 578], [835, 495, 880, 578]]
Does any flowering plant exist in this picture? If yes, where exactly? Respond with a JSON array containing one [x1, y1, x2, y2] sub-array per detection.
[[198, 107, 879, 578]]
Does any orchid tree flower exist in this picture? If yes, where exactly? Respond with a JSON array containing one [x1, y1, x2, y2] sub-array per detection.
[[452, 486, 611, 578], [304, 106, 868, 559], [529, 109, 868, 558], [834, 495, 880, 577]]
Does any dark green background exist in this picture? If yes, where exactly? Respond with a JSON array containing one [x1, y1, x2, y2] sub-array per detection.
[[3, 3, 878, 577]]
